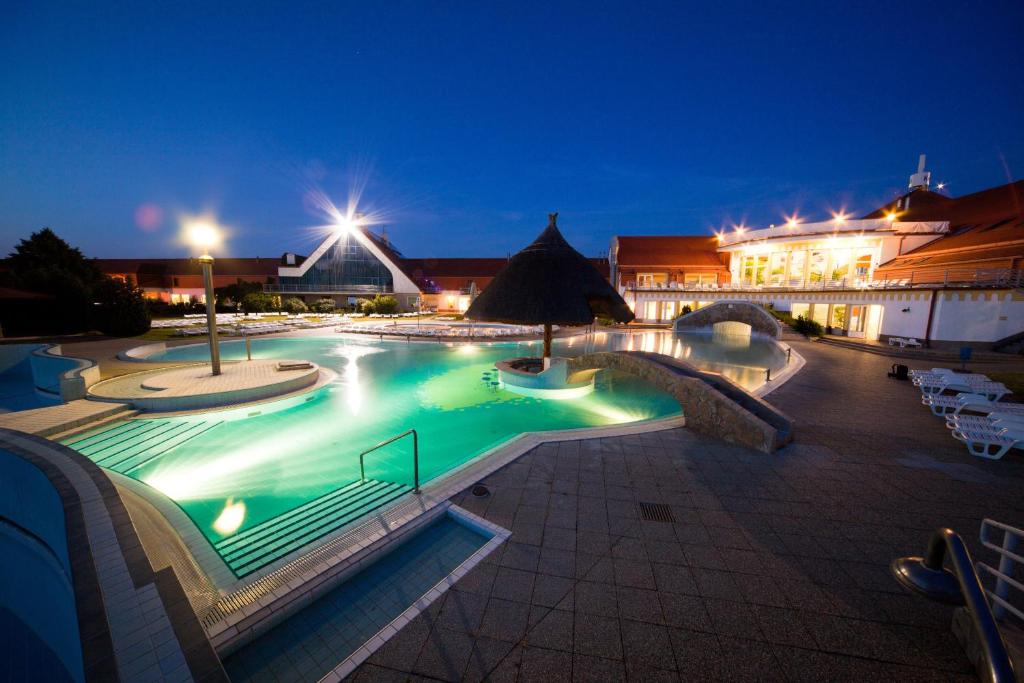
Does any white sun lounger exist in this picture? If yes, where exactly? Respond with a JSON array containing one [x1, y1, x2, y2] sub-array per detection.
[[945, 413, 1024, 432], [951, 424, 1024, 460], [917, 377, 1008, 401]]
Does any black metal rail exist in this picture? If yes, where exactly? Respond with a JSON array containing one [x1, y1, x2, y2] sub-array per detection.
[[358, 428, 420, 493], [892, 527, 1016, 683]]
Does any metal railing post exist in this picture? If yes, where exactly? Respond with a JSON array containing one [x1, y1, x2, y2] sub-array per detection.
[[358, 428, 421, 494], [992, 531, 1019, 620], [412, 429, 419, 493], [892, 528, 1016, 683]]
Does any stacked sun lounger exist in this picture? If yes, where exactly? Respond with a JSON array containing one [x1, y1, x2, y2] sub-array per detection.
[[915, 367, 1020, 460]]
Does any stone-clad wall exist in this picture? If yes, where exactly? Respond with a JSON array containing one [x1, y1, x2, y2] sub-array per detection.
[[674, 301, 781, 338], [567, 351, 792, 453]]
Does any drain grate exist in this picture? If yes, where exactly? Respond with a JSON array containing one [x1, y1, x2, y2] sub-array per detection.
[[638, 502, 675, 523]]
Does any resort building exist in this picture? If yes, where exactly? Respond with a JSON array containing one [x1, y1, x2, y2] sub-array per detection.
[[617, 161, 1024, 347], [96, 227, 607, 314], [96, 257, 281, 304]]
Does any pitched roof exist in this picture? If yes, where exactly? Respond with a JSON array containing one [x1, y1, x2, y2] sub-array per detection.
[[467, 215, 633, 326], [93, 257, 282, 277], [614, 236, 727, 268], [871, 181, 1024, 273]]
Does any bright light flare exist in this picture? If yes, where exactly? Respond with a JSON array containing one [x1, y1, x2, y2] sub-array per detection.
[[832, 211, 849, 224], [302, 182, 389, 243], [784, 214, 799, 228], [885, 211, 898, 222], [183, 217, 223, 252]]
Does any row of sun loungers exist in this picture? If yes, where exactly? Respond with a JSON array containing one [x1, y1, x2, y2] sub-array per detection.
[[915, 368, 1019, 460], [336, 324, 540, 338]]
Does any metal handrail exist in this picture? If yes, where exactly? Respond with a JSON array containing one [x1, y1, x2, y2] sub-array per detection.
[[892, 527, 1016, 683], [358, 429, 419, 494]]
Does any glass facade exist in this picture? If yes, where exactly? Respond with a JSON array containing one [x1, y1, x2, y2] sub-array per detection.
[[280, 233, 394, 292], [729, 238, 881, 289]]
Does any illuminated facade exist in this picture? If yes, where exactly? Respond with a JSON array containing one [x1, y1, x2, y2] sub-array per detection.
[[617, 169, 1024, 347]]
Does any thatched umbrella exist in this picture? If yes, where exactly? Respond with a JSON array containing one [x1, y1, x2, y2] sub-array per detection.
[[466, 213, 634, 362]]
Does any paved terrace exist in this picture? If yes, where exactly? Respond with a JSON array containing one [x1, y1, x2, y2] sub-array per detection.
[[352, 340, 1024, 682]]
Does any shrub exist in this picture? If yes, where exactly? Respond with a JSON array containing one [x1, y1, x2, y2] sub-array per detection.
[[357, 294, 399, 314], [94, 278, 151, 336], [282, 297, 308, 314], [241, 292, 278, 313], [791, 315, 823, 337], [310, 298, 336, 313]]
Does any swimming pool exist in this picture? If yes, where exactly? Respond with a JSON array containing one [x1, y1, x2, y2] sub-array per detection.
[[65, 331, 786, 576]]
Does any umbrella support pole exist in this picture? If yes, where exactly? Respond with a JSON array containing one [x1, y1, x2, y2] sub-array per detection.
[[543, 324, 552, 370]]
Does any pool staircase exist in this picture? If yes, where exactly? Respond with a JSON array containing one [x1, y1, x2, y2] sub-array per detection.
[[215, 478, 414, 576], [63, 418, 223, 473]]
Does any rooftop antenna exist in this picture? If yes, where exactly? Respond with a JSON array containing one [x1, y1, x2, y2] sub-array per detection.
[[908, 154, 931, 191]]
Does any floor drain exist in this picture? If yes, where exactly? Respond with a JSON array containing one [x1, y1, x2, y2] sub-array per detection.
[[470, 484, 491, 498], [638, 502, 675, 523]]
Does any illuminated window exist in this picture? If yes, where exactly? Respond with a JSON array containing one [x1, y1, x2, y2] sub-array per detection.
[[638, 273, 668, 287]]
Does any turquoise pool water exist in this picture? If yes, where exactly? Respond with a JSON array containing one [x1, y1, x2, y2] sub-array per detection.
[[223, 513, 490, 682], [65, 331, 785, 573]]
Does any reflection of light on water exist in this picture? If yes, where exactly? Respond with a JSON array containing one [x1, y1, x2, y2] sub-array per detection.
[[329, 344, 383, 416], [582, 398, 650, 424], [457, 345, 480, 354], [144, 426, 322, 500], [213, 498, 246, 534]]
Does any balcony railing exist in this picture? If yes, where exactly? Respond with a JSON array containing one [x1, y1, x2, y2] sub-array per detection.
[[625, 268, 1024, 294], [264, 284, 393, 294]]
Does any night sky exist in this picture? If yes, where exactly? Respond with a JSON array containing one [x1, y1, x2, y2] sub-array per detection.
[[2, 2, 1022, 260]]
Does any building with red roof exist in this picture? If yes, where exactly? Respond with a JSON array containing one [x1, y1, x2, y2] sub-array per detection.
[[618, 158, 1024, 346]]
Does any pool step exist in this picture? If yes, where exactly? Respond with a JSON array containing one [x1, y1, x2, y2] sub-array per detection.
[[65, 419, 223, 473], [214, 478, 413, 577]]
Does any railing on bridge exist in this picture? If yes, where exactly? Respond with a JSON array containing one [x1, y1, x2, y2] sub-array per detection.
[[625, 268, 1024, 294]]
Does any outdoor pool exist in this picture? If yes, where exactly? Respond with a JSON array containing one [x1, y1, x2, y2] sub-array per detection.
[[64, 331, 787, 575]]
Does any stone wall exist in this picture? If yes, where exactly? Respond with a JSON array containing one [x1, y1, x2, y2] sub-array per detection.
[[674, 301, 781, 338], [567, 351, 793, 453]]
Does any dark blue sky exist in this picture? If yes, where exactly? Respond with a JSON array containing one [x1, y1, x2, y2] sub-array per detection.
[[2, 2, 1022, 260]]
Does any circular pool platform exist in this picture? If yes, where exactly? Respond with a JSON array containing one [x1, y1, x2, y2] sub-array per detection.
[[88, 360, 325, 412]]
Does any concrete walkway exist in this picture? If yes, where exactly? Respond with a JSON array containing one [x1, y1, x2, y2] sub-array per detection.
[[352, 339, 1024, 682]]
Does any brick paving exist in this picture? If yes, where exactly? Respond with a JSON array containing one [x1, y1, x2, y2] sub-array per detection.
[[355, 340, 1024, 682]]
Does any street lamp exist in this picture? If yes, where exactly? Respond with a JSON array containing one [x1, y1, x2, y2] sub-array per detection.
[[185, 219, 223, 376]]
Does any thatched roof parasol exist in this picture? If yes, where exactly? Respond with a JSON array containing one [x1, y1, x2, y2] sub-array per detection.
[[466, 213, 634, 359]]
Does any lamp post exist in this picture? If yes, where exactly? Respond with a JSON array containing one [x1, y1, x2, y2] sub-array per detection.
[[185, 219, 223, 376], [198, 253, 221, 375]]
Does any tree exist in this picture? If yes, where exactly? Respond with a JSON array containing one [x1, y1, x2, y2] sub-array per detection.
[[214, 280, 263, 310], [94, 278, 151, 336], [4, 228, 106, 333], [241, 292, 277, 313]]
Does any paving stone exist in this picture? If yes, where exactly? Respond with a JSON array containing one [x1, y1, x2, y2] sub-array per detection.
[[478, 598, 531, 643], [520, 646, 573, 682], [525, 608, 574, 653], [490, 566, 537, 604], [573, 613, 623, 659], [572, 653, 625, 682], [620, 618, 676, 672], [531, 574, 575, 609], [412, 627, 475, 680]]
